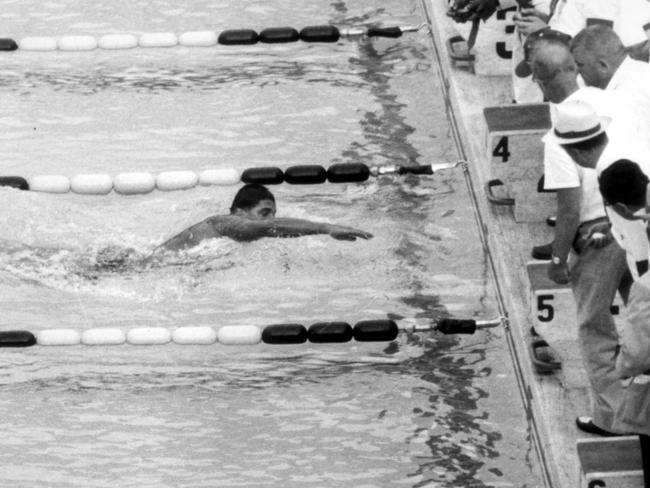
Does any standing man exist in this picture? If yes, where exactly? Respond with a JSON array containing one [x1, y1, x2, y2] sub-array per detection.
[[547, 100, 650, 280], [571, 25, 650, 139], [527, 34, 631, 436], [544, 98, 648, 435], [596, 159, 650, 435], [598, 159, 650, 279]]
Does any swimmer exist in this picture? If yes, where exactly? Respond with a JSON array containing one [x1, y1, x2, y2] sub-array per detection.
[[156, 184, 373, 252]]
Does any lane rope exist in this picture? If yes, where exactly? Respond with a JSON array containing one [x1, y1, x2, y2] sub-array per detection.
[[0, 24, 426, 53], [0, 317, 501, 347], [0, 162, 463, 195]]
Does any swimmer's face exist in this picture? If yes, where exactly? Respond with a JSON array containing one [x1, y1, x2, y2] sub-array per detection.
[[243, 199, 276, 220]]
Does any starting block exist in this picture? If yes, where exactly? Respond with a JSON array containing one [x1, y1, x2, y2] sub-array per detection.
[[448, 7, 517, 76], [578, 436, 647, 488], [483, 103, 555, 222], [526, 261, 623, 388]]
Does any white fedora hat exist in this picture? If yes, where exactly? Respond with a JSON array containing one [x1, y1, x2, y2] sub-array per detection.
[[544, 99, 612, 145]]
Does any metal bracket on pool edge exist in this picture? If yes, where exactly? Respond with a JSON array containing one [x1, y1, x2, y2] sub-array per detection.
[[370, 160, 465, 177], [340, 23, 426, 38], [400, 23, 428, 34], [401, 316, 504, 334], [430, 160, 465, 173]]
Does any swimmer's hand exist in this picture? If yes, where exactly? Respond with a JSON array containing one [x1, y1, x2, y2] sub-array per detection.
[[327, 225, 373, 241]]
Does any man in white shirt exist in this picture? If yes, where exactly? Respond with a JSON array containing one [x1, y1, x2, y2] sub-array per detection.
[[514, 0, 617, 36], [614, 0, 650, 60], [571, 26, 650, 141], [598, 159, 650, 278], [516, 0, 650, 59], [596, 159, 650, 435], [528, 37, 630, 436], [547, 99, 650, 277]]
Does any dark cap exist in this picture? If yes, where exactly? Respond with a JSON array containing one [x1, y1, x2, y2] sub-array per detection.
[[515, 28, 572, 78]]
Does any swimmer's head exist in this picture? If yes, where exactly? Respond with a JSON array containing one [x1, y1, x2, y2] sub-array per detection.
[[230, 183, 277, 220]]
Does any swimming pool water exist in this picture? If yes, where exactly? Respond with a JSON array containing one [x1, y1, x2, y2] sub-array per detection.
[[0, 1, 543, 486]]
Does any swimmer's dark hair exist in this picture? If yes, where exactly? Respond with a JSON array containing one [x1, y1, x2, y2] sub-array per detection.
[[230, 183, 275, 214], [599, 159, 649, 207]]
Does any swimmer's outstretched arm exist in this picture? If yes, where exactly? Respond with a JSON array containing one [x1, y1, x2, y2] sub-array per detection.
[[156, 215, 373, 252], [248, 218, 373, 241]]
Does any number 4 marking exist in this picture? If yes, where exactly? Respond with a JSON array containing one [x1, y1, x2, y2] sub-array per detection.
[[493, 136, 510, 162]]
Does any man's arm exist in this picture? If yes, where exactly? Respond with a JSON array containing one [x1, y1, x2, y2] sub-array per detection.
[[240, 218, 373, 241], [156, 217, 227, 252], [157, 216, 372, 251], [548, 186, 581, 283]]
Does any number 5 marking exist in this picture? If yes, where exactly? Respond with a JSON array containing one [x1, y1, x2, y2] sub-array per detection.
[[537, 294, 554, 322]]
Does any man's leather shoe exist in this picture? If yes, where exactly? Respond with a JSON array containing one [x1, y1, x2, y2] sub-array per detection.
[[575, 416, 622, 437], [532, 243, 553, 260]]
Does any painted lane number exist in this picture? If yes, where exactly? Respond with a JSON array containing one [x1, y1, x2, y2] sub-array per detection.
[[537, 294, 554, 322], [588, 480, 606, 488], [493, 136, 511, 162], [496, 7, 516, 59]]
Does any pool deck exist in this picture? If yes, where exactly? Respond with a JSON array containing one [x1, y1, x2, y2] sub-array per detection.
[[425, 1, 591, 487]]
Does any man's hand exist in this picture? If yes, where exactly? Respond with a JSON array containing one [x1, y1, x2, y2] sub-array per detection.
[[547, 260, 570, 284], [447, 0, 499, 23], [513, 8, 549, 35], [328, 225, 373, 241], [468, 0, 500, 20], [584, 221, 613, 249]]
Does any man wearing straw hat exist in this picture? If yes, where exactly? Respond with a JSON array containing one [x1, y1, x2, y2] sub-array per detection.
[[544, 98, 649, 435], [528, 33, 632, 435], [546, 99, 650, 280]]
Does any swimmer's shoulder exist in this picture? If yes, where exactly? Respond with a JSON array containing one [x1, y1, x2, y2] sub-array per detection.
[[158, 214, 267, 251], [208, 215, 270, 241], [158, 216, 226, 251]]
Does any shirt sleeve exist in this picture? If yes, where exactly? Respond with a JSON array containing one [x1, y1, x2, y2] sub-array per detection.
[[549, 0, 582, 36], [582, 0, 617, 27], [550, 0, 617, 35], [607, 210, 650, 280], [644, 1, 650, 32], [498, 0, 519, 9], [531, 0, 551, 15], [543, 139, 581, 189], [614, 0, 650, 47]]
